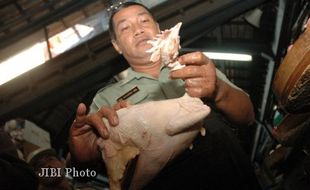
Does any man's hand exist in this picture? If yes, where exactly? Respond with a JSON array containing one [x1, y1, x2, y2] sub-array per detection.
[[69, 100, 130, 162], [170, 51, 255, 125], [170, 52, 217, 99]]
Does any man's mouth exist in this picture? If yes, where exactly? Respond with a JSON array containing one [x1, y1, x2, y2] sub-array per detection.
[[136, 38, 150, 46]]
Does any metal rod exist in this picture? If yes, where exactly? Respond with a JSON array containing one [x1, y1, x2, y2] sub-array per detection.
[[44, 26, 52, 59]]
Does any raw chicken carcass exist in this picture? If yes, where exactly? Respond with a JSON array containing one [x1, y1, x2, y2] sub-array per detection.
[[97, 95, 210, 190], [146, 22, 184, 70]]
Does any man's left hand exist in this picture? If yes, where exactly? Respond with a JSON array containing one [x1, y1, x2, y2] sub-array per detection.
[[170, 51, 217, 99]]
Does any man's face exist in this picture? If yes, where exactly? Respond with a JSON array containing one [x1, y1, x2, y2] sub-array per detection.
[[112, 5, 160, 65]]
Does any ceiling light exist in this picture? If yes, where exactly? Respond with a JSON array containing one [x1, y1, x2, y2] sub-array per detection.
[[203, 52, 252, 61]]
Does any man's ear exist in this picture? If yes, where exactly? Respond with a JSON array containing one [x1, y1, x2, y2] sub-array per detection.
[[112, 40, 122, 54], [156, 22, 160, 33]]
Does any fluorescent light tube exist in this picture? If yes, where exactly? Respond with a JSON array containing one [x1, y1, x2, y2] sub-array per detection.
[[203, 52, 252, 61]]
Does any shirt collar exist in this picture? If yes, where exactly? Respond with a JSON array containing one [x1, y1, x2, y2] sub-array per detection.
[[120, 64, 168, 86]]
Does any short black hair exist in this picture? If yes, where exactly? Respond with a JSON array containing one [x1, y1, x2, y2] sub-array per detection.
[[108, 1, 155, 40]]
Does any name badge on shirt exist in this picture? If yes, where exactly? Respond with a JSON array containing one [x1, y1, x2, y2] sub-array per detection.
[[117, 86, 140, 102]]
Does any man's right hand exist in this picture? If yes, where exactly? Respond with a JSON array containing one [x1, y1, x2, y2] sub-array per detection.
[[69, 101, 129, 162]]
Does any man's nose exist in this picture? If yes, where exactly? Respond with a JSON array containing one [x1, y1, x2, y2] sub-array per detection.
[[134, 25, 144, 36]]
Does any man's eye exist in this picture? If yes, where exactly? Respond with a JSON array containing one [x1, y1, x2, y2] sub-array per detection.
[[121, 26, 129, 31], [142, 19, 149, 23]]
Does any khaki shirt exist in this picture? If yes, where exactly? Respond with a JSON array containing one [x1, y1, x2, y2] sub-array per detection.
[[90, 65, 240, 113]]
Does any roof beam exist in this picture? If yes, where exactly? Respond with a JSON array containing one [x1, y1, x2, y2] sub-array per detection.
[[0, 0, 98, 49], [0, 0, 16, 8], [181, 0, 268, 46]]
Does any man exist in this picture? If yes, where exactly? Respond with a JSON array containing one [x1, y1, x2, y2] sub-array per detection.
[[69, 2, 260, 189], [0, 127, 38, 190]]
